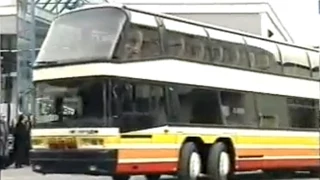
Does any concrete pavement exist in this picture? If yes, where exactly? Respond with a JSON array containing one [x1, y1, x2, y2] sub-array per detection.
[[1, 167, 318, 180]]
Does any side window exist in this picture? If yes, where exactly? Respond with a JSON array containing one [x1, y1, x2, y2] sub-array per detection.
[[111, 81, 166, 132], [165, 31, 186, 57], [162, 18, 208, 62], [279, 45, 311, 78], [171, 85, 222, 125], [308, 51, 319, 79], [255, 94, 289, 128], [183, 34, 210, 62], [0, 35, 17, 74], [206, 29, 249, 68], [164, 86, 180, 123], [220, 91, 257, 127], [122, 24, 161, 60], [189, 89, 222, 124], [288, 98, 318, 129], [245, 38, 281, 73]]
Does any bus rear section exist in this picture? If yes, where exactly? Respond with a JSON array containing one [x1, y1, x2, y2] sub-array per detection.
[[114, 126, 320, 180], [30, 128, 120, 175]]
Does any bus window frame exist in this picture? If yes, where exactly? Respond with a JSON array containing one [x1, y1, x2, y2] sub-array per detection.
[[278, 44, 311, 78]]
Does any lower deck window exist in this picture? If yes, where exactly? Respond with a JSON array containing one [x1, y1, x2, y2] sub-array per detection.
[[165, 84, 319, 130]]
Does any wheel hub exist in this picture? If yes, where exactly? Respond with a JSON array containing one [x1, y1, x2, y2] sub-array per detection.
[[189, 152, 201, 180], [219, 152, 230, 177]]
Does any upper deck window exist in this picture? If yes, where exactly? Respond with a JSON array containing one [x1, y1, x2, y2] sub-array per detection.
[[115, 11, 161, 60], [279, 45, 311, 78], [244, 37, 281, 73], [162, 19, 210, 61], [36, 7, 127, 64], [308, 51, 319, 79], [206, 29, 249, 68]]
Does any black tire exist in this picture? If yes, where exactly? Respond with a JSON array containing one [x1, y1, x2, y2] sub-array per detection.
[[145, 174, 161, 180], [264, 170, 294, 179], [112, 175, 130, 180], [206, 142, 232, 180], [177, 142, 202, 180], [309, 170, 320, 178]]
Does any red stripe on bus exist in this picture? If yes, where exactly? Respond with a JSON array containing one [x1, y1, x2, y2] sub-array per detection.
[[116, 162, 177, 174], [236, 159, 320, 171]]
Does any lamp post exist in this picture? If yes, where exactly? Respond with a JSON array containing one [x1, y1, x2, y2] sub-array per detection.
[[0, 55, 2, 105]]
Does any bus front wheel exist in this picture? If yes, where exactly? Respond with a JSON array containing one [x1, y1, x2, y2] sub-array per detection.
[[206, 142, 232, 180]]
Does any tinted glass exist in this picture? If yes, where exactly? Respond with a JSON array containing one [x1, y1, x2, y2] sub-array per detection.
[[308, 51, 319, 79], [206, 29, 249, 68], [34, 78, 107, 128], [279, 45, 310, 77], [120, 24, 161, 60], [245, 37, 281, 73], [36, 7, 127, 64]]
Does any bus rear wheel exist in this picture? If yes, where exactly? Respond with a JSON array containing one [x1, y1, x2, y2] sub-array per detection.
[[145, 175, 161, 180], [206, 142, 232, 180], [177, 142, 202, 180]]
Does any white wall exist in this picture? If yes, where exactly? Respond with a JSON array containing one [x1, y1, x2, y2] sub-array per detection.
[[268, 0, 319, 46], [0, 0, 17, 16], [260, 12, 286, 42], [0, 16, 17, 34], [0, 0, 16, 6], [171, 13, 262, 36]]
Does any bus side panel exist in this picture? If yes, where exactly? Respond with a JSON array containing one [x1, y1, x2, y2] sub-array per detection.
[[235, 131, 320, 171], [116, 134, 179, 175]]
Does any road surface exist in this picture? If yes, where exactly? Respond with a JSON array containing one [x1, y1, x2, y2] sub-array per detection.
[[1, 167, 319, 180]]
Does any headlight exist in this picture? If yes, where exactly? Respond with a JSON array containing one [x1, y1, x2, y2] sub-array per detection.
[[31, 138, 47, 148]]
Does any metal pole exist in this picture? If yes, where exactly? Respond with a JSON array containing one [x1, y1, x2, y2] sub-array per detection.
[[0, 56, 2, 105], [30, 0, 36, 117]]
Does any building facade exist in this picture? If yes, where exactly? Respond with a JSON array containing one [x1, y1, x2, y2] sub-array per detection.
[[0, 0, 94, 122]]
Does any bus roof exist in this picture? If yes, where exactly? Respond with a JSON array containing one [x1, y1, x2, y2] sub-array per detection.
[[58, 3, 319, 52]]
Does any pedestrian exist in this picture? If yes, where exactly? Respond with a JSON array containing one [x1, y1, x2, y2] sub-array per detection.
[[23, 115, 32, 165], [13, 114, 28, 168]]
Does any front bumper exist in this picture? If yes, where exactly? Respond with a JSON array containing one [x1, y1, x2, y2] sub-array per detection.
[[30, 149, 117, 175]]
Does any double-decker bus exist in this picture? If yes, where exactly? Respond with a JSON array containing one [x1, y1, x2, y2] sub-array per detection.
[[30, 3, 320, 180]]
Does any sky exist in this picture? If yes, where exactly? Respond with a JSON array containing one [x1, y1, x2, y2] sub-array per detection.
[[268, 0, 320, 46]]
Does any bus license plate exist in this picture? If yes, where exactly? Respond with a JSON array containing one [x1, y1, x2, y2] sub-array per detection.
[[48, 137, 77, 150]]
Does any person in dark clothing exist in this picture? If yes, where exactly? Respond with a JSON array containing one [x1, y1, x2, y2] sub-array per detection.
[[23, 115, 32, 165], [13, 114, 28, 168]]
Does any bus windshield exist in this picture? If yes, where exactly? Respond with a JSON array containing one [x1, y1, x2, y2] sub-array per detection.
[[36, 7, 127, 63], [34, 78, 167, 130], [35, 78, 108, 128]]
